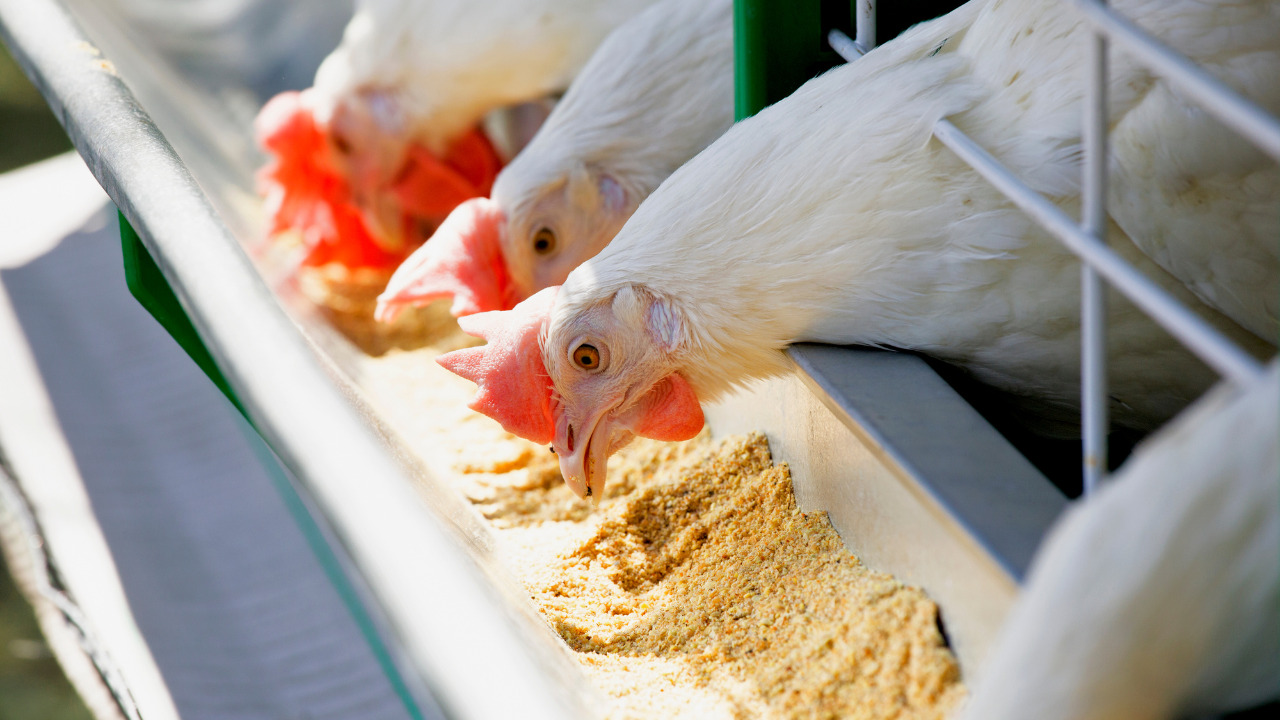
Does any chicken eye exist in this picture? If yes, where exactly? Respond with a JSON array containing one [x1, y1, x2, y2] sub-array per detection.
[[332, 131, 353, 156], [533, 227, 557, 255], [572, 344, 601, 371]]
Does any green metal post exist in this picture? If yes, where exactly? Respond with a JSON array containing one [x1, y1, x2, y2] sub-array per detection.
[[734, 1, 967, 120], [734, 0, 855, 120]]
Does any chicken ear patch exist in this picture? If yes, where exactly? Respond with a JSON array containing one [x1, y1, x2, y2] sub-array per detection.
[[436, 287, 559, 444], [623, 373, 705, 441], [375, 197, 513, 321], [646, 298, 688, 352]]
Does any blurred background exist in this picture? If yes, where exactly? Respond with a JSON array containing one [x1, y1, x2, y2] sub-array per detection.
[[1, 38, 89, 720], [0, 37, 89, 717]]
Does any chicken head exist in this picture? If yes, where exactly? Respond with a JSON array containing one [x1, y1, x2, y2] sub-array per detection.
[[256, 89, 400, 269], [492, 163, 632, 303], [437, 285, 703, 498], [374, 160, 631, 321], [255, 87, 502, 271]]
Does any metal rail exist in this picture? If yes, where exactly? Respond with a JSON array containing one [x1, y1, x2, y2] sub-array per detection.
[[829, 1, 877, 60], [828, 27, 865, 60], [831, 0, 1275, 491], [856, 0, 876, 54]]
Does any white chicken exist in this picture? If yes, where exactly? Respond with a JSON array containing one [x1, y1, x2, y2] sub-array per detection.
[[373, 0, 735, 320], [436, 0, 1276, 498], [960, 360, 1279, 720], [254, 0, 659, 270]]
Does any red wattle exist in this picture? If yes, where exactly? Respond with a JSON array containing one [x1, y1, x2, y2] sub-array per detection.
[[392, 129, 503, 225], [628, 373, 705, 441]]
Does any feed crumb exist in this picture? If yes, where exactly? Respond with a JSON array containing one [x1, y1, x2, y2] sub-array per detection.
[[514, 435, 964, 720], [297, 263, 467, 356], [347, 320, 965, 719]]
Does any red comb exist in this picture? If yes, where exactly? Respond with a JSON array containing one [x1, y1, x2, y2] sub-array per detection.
[[374, 197, 514, 322], [255, 90, 401, 269], [436, 287, 559, 444], [256, 90, 318, 155]]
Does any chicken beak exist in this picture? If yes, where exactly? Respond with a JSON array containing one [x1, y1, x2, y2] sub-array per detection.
[[375, 197, 512, 321], [554, 410, 611, 501], [552, 374, 704, 501], [361, 191, 408, 253]]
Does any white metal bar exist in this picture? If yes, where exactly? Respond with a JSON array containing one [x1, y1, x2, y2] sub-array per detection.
[[1071, 0, 1280, 162], [828, 28, 864, 61], [933, 119, 1266, 387], [856, 0, 876, 54], [1081, 10, 1109, 493]]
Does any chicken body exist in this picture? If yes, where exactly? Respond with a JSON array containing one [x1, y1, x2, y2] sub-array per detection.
[[310, 0, 660, 158], [258, 0, 659, 268], [441, 0, 1277, 496], [567, 0, 1276, 419], [962, 361, 1279, 720], [374, 0, 735, 319]]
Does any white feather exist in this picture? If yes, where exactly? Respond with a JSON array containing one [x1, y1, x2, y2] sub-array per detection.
[[1105, 0, 1280, 342], [495, 0, 734, 203], [961, 360, 1280, 719], [310, 0, 662, 151]]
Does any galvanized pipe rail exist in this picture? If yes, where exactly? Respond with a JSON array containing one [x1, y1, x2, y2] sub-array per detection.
[[833, 0, 1274, 491]]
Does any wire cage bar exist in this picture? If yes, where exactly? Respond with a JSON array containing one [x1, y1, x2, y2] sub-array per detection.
[[828, 1, 878, 60], [830, 0, 1275, 492], [856, 0, 876, 53], [928, 121, 1265, 386], [1080, 5, 1110, 493], [828, 27, 864, 60]]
